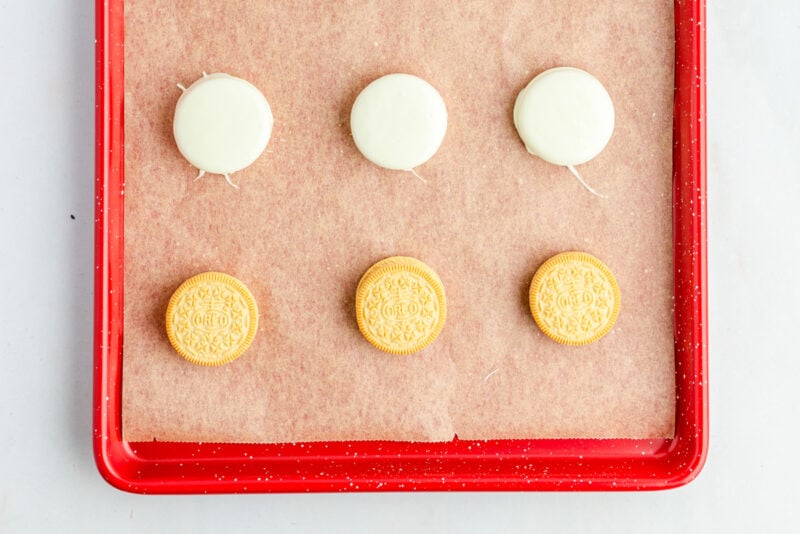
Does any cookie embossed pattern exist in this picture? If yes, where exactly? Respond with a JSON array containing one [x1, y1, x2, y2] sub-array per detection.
[[356, 257, 447, 355], [165, 272, 259, 366], [529, 252, 621, 346]]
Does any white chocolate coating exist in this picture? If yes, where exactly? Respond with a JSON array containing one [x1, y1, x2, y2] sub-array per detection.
[[514, 67, 614, 167], [173, 73, 273, 176], [350, 73, 448, 171]]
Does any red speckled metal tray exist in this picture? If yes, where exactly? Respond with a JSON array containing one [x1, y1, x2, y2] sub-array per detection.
[[94, 0, 707, 493]]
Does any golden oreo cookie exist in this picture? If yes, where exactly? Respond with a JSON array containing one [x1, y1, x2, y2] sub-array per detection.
[[529, 252, 620, 346], [166, 272, 259, 366], [355, 256, 446, 355]]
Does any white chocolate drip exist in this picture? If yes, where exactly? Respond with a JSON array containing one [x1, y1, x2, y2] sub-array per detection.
[[566, 165, 606, 198], [408, 168, 427, 183]]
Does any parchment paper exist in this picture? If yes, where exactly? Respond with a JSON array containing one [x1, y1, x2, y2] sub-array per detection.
[[123, 0, 675, 442]]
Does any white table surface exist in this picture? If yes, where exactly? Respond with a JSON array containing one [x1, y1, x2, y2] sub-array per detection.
[[1, 1, 798, 532]]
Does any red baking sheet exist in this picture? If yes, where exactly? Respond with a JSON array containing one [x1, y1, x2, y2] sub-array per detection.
[[93, 0, 707, 493]]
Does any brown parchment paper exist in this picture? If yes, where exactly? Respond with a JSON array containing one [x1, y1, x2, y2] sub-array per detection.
[[123, 0, 675, 442]]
